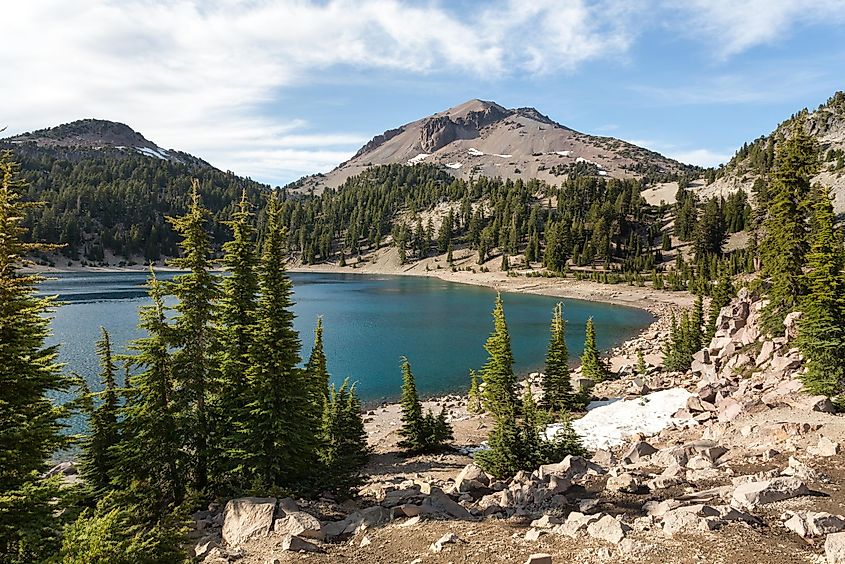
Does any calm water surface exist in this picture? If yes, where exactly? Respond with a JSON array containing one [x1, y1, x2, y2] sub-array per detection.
[[41, 271, 652, 424]]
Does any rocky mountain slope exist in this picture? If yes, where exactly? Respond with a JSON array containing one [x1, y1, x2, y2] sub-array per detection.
[[1, 118, 217, 169], [695, 91, 845, 213], [297, 99, 698, 193]]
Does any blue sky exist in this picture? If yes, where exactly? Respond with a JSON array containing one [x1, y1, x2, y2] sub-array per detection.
[[2, 1, 844, 186]]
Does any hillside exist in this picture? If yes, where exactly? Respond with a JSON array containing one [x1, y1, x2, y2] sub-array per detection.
[[647, 92, 845, 213], [297, 99, 699, 194], [1, 119, 271, 264]]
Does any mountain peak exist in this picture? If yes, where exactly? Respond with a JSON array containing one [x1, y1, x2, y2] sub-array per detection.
[[5, 118, 159, 151], [298, 99, 696, 194]]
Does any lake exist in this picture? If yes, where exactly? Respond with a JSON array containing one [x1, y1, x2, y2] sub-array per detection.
[[41, 271, 652, 421]]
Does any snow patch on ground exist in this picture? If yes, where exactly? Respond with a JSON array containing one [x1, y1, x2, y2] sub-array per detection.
[[467, 148, 484, 156], [136, 146, 170, 160], [547, 388, 696, 450], [554, 150, 572, 157], [598, 170, 608, 176], [407, 153, 430, 165], [493, 153, 512, 158], [445, 162, 463, 169]]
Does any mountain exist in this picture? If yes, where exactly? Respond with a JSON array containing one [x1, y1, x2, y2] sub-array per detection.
[[696, 91, 845, 213], [296, 99, 699, 193], [1, 120, 270, 265], [3, 118, 209, 167]]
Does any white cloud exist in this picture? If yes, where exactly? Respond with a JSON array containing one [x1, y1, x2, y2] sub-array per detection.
[[667, 0, 845, 57], [0, 0, 637, 184]]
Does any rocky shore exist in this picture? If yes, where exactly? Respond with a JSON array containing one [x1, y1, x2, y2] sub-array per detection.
[[172, 283, 845, 564]]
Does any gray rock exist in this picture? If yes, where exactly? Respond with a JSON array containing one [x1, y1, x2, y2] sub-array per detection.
[[454, 463, 490, 494], [586, 514, 630, 544], [621, 441, 657, 465], [525, 554, 552, 564], [606, 472, 641, 493], [222, 497, 277, 547], [428, 487, 471, 519], [273, 511, 323, 540], [731, 477, 809, 509], [280, 534, 320, 553], [810, 436, 841, 457]]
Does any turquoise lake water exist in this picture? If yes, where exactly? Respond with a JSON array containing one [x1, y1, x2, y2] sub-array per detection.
[[41, 271, 652, 416]]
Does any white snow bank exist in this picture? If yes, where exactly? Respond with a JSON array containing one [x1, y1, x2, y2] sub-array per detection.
[[598, 170, 608, 176], [136, 146, 170, 160], [467, 148, 484, 156], [493, 153, 512, 158], [554, 150, 572, 157], [407, 153, 430, 165], [547, 388, 696, 450], [445, 162, 463, 169]]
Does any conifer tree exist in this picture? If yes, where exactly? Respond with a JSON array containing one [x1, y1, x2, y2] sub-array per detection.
[[306, 317, 329, 401], [580, 317, 608, 381], [242, 192, 313, 490], [542, 303, 573, 412], [467, 370, 483, 414], [166, 180, 220, 493], [690, 294, 704, 353], [760, 130, 818, 335], [705, 269, 733, 342], [117, 268, 183, 507], [636, 350, 647, 375], [475, 412, 523, 478], [797, 185, 845, 396], [78, 328, 121, 500], [318, 380, 369, 498], [215, 192, 260, 490], [397, 358, 426, 452], [0, 151, 70, 562], [480, 294, 517, 418]]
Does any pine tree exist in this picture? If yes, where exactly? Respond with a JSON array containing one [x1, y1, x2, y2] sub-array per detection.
[[166, 180, 220, 494], [580, 317, 608, 381], [78, 328, 121, 500], [636, 350, 647, 375], [542, 303, 573, 412], [397, 358, 426, 452], [117, 268, 183, 507], [306, 317, 329, 401], [475, 412, 522, 478], [467, 370, 483, 414], [0, 151, 71, 562], [760, 130, 818, 335], [480, 294, 517, 418], [797, 185, 845, 396], [318, 380, 369, 498], [705, 269, 733, 342], [690, 294, 704, 353], [242, 192, 314, 491]]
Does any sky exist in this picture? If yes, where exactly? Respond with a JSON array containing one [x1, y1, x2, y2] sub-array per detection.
[[2, 0, 844, 187]]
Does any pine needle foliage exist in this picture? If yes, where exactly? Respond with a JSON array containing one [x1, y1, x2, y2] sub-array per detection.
[[797, 185, 845, 396], [0, 151, 71, 562], [542, 303, 573, 412]]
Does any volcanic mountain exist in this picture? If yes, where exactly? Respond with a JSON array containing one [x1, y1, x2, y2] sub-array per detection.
[[297, 99, 698, 193]]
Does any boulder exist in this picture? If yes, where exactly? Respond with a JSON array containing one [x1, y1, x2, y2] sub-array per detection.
[[804, 395, 836, 413], [274, 511, 323, 540], [782, 456, 824, 482], [454, 463, 490, 494], [428, 488, 471, 519], [586, 514, 630, 544], [731, 477, 809, 509], [622, 441, 657, 465], [280, 534, 320, 553], [525, 554, 553, 564], [826, 532, 845, 563], [557, 511, 601, 538], [221, 497, 277, 547], [530, 514, 562, 529], [809, 436, 841, 457], [524, 528, 545, 541], [606, 472, 641, 493]]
